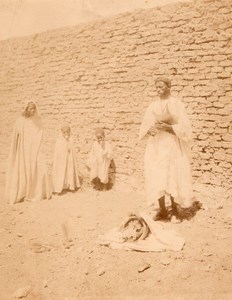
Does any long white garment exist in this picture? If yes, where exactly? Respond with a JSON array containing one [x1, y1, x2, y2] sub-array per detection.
[[98, 213, 185, 252], [5, 113, 52, 204], [52, 135, 80, 193], [139, 97, 193, 208], [87, 141, 113, 184]]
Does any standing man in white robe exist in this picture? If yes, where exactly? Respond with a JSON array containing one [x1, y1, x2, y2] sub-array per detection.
[[139, 77, 194, 220]]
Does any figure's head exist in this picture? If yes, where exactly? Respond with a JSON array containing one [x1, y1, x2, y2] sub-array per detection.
[[61, 125, 71, 140], [155, 77, 171, 99], [23, 102, 37, 118], [95, 127, 105, 142]]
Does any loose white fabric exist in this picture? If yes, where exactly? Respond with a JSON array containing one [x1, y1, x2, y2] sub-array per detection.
[[5, 109, 52, 204], [98, 213, 185, 252], [87, 141, 113, 184], [139, 97, 193, 208], [52, 135, 80, 193]]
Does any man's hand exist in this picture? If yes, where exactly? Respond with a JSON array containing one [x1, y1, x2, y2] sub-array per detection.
[[147, 125, 157, 136], [156, 122, 175, 134]]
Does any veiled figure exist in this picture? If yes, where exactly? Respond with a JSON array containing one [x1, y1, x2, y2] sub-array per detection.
[[5, 102, 52, 204], [139, 77, 194, 220], [52, 126, 80, 193]]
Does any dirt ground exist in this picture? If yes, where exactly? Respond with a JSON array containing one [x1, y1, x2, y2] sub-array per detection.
[[0, 180, 232, 300]]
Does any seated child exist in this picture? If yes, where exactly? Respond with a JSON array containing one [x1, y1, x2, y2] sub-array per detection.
[[87, 128, 113, 191], [52, 125, 80, 194]]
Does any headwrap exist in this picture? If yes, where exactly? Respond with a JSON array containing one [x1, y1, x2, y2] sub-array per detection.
[[95, 127, 105, 136], [61, 125, 71, 133], [155, 77, 171, 88], [21, 101, 40, 118]]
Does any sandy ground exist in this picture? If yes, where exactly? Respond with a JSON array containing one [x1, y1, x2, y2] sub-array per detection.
[[0, 182, 232, 300]]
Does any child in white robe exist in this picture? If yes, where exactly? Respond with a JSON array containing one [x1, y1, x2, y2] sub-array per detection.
[[52, 126, 80, 194], [87, 128, 113, 191]]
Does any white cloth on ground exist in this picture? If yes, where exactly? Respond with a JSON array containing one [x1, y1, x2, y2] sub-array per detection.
[[98, 213, 185, 252]]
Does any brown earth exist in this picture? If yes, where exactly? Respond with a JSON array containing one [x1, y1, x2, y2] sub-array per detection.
[[0, 182, 232, 300]]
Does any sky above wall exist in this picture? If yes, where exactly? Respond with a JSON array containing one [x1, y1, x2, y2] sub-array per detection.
[[0, 0, 190, 40]]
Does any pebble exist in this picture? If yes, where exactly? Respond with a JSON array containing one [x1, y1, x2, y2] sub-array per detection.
[[203, 264, 213, 272], [97, 268, 105, 276], [173, 253, 184, 260], [203, 252, 213, 257], [202, 205, 209, 211], [161, 258, 171, 266], [138, 263, 151, 273], [42, 280, 48, 288], [217, 205, 223, 210]]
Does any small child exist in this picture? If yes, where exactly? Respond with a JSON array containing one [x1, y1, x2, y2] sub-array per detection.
[[87, 128, 113, 191], [52, 125, 80, 194]]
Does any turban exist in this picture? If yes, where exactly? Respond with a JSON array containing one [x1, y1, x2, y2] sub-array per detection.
[[155, 77, 171, 88], [61, 125, 71, 133]]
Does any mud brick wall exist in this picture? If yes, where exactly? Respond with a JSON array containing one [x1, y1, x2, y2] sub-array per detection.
[[0, 0, 231, 197]]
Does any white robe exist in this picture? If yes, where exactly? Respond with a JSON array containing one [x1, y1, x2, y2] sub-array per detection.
[[5, 114, 52, 204], [139, 97, 193, 208], [87, 141, 113, 184], [52, 135, 80, 193]]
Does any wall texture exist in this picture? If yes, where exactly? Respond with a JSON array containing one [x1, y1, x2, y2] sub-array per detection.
[[0, 0, 231, 198]]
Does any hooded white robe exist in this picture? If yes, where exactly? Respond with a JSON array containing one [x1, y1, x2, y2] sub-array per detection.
[[139, 97, 193, 208], [52, 134, 80, 193], [87, 141, 113, 184], [5, 105, 52, 204]]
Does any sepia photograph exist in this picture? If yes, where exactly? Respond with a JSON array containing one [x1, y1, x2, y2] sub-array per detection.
[[0, 0, 231, 299]]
